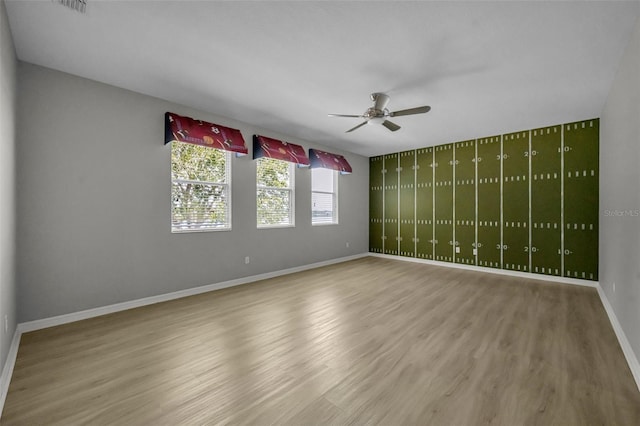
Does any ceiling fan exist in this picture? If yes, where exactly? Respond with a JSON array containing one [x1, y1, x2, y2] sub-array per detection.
[[328, 93, 431, 133]]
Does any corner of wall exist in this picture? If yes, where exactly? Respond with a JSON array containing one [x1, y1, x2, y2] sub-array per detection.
[[0, 0, 19, 411], [599, 15, 640, 392]]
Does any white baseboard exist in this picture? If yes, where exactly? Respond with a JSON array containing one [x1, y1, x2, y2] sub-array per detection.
[[369, 253, 598, 288], [596, 285, 640, 392], [0, 329, 22, 418], [18, 253, 368, 333]]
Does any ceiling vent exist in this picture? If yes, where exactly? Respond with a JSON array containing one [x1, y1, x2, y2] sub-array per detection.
[[56, 0, 87, 13]]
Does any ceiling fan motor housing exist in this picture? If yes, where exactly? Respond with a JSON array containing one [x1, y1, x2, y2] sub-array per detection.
[[328, 92, 430, 133], [366, 93, 392, 123], [364, 107, 389, 119]]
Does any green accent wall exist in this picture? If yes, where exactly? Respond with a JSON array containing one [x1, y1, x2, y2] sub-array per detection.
[[454, 140, 476, 265], [399, 150, 416, 257], [477, 136, 502, 269], [434, 144, 454, 262], [415, 148, 434, 259], [368, 118, 600, 281], [502, 131, 529, 272], [531, 125, 562, 276], [369, 155, 384, 253], [383, 153, 399, 255], [564, 119, 599, 280]]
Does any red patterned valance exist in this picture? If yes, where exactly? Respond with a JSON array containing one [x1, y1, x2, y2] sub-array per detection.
[[253, 135, 310, 166], [164, 112, 248, 156], [309, 149, 352, 174]]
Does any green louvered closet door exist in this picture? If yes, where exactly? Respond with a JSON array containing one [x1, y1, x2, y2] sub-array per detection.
[[454, 140, 476, 265], [399, 150, 416, 257], [369, 156, 384, 253], [415, 148, 434, 259], [383, 153, 399, 255], [531, 125, 562, 276], [476, 136, 501, 268], [564, 119, 599, 280], [434, 144, 454, 262], [502, 131, 530, 272]]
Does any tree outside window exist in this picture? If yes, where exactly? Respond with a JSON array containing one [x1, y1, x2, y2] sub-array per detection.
[[257, 158, 294, 227], [171, 141, 231, 231]]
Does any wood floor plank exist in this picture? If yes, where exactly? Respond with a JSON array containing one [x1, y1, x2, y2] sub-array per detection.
[[2, 257, 639, 425]]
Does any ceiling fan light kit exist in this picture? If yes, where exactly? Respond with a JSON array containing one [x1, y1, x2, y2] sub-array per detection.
[[329, 92, 431, 133]]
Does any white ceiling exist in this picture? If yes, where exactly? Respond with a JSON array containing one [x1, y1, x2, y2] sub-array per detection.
[[5, 1, 640, 157]]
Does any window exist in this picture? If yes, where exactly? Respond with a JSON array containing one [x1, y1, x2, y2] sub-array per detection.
[[257, 158, 294, 227], [312, 167, 338, 224], [171, 141, 231, 232]]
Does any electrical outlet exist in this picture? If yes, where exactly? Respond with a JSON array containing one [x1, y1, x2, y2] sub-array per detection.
[[455, 247, 460, 254], [613, 282, 616, 293], [4, 315, 7, 334], [472, 248, 477, 256], [346, 242, 350, 248], [244, 256, 250, 265]]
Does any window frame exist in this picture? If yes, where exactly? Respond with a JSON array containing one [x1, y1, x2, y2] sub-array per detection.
[[311, 167, 339, 226], [171, 142, 232, 233], [256, 158, 295, 229]]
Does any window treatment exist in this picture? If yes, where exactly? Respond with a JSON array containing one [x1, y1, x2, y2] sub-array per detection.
[[253, 135, 310, 166], [309, 148, 352, 174], [165, 112, 248, 156]]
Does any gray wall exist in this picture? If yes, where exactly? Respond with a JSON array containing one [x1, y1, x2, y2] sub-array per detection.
[[0, 0, 17, 373], [600, 17, 640, 361], [16, 63, 369, 322]]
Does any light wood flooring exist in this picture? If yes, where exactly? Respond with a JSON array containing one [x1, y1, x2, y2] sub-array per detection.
[[2, 257, 639, 425]]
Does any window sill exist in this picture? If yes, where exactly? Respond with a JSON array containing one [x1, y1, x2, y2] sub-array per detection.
[[312, 222, 339, 226], [257, 224, 295, 230], [172, 227, 231, 234]]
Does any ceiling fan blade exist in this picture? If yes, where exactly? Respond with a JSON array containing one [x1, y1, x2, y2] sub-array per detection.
[[328, 114, 363, 118], [346, 121, 369, 133], [389, 105, 431, 117], [372, 93, 390, 111], [382, 120, 401, 132]]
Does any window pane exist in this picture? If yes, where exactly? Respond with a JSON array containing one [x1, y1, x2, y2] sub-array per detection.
[[171, 141, 230, 232], [312, 192, 335, 223], [311, 167, 334, 192], [256, 158, 293, 227], [171, 141, 227, 183], [257, 188, 292, 226], [257, 158, 291, 188], [172, 182, 229, 230], [312, 167, 338, 224]]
